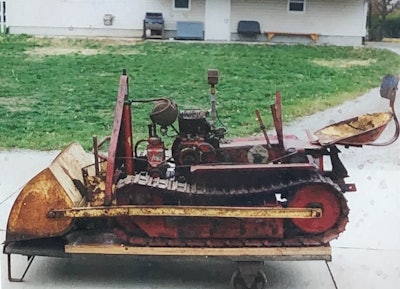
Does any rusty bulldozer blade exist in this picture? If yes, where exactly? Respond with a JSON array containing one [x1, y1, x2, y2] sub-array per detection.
[[6, 142, 93, 242]]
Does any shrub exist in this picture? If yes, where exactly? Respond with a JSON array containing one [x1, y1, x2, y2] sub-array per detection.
[[368, 15, 382, 41], [385, 13, 400, 38]]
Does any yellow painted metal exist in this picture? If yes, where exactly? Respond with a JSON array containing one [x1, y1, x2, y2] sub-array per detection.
[[318, 112, 392, 139], [50, 205, 322, 219], [315, 112, 393, 145], [6, 143, 93, 242]]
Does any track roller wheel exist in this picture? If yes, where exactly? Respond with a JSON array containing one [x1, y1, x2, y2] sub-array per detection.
[[289, 183, 341, 234], [231, 268, 267, 289]]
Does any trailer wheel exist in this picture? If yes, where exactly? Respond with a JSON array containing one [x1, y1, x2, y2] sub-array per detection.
[[231, 269, 267, 289]]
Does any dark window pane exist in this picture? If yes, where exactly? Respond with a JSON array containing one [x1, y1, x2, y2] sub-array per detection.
[[289, 2, 304, 11], [175, 0, 189, 9]]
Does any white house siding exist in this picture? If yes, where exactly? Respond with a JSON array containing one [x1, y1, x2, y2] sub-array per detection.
[[7, 0, 366, 45], [231, 0, 367, 45], [163, 1, 206, 30], [0, 0, 5, 33], [7, 0, 205, 37], [8, 0, 142, 37]]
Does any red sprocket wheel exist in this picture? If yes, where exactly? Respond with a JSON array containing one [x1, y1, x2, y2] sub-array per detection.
[[289, 183, 341, 234]]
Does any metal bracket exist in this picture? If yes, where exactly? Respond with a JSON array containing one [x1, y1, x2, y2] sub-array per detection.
[[326, 261, 339, 289], [231, 261, 267, 289], [7, 254, 35, 282]]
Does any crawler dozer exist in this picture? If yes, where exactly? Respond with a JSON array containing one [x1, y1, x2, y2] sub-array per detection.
[[3, 71, 399, 289]]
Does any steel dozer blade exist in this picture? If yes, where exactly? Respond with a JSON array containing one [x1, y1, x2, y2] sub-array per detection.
[[6, 142, 93, 242]]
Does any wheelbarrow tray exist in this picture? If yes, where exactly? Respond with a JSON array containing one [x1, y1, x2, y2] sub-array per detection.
[[314, 112, 393, 146]]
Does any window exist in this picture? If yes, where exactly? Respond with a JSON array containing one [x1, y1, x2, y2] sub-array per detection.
[[288, 0, 305, 12], [174, 0, 190, 10]]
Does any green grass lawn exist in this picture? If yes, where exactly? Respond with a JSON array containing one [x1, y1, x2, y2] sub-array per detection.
[[1, 34, 400, 150]]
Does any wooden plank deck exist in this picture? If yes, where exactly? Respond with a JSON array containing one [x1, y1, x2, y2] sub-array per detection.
[[65, 244, 331, 261]]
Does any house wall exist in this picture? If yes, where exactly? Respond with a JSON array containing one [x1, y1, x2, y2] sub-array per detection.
[[7, 0, 205, 37], [0, 0, 5, 33], [230, 0, 367, 45], [7, 0, 366, 45], [231, 0, 366, 36]]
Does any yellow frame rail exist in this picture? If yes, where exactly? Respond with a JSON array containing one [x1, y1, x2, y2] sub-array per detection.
[[48, 205, 321, 219]]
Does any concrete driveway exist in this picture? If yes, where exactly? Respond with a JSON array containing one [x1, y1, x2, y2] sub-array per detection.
[[1, 43, 400, 289]]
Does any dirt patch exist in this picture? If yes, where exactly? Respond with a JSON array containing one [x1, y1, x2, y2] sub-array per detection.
[[0, 78, 17, 89], [24, 36, 144, 58], [382, 38, 400, 43], [0, 97, 36, 112], [29, 36, 142, 47], [312, 59, 376, 68], [26, 45, 143, 58], [27, 47, 102, 56]]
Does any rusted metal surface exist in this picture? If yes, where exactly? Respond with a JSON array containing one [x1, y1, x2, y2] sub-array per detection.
[[92, 136, 100, 176], [6, 143, 92, 242], [10, 70, 400, 275], [105, 73, 130, 205], [5, 71, 354, 248], [289, 183, 340, 233], [315, 112, 394, 146], [272, 91, 284, 149], [85, 176, 106, 207], [147, 136, 166, 167], [7, 70, 400, 289], [113, 172, 349, 247], [367, 96, 399, 146], [255, 109, 272, 148], [122, 101, 134, 175], [48, 205, 322, 219], [6, 168, 74, 242], [190, 163, 317, 187]]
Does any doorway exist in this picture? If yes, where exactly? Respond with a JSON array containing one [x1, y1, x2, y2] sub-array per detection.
[[205, 0, 231, 41]]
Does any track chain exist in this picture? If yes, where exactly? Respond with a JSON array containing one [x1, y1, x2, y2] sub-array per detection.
[[115, 172, 349, 248]]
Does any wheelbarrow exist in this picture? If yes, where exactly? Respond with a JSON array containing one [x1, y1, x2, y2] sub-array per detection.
[[314, 75, 399, 147]]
